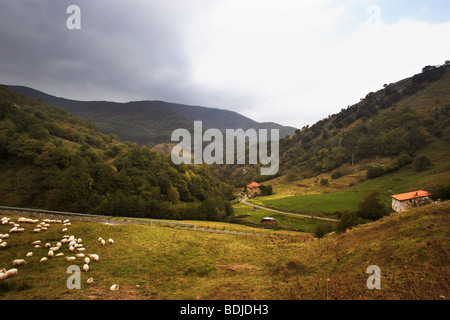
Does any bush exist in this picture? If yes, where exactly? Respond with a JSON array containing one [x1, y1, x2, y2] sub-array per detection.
[[413, 155, 432, 172], [331, 171, 343, 180], [335, 211, 364, 234], [357, 191, 388, 221], [320, 178, 329, 186], [366, 166, 385, 179]]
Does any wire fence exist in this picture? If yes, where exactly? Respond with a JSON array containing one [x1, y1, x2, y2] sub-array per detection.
[[0, 205, 195, 228]]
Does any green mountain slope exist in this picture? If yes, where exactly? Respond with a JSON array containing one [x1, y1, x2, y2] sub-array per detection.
[[0, 86, 233, 221], [5, 85, 296, 146], [279, 64, 449, 177]]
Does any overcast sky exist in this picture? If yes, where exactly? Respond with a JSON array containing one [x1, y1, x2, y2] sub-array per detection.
[[1, 0, 449, 128]]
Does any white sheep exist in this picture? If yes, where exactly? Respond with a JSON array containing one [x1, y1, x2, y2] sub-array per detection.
[[62, 228, 67, 232], [89, 254, 99, 262], [48, 250, 54, 258], [55, 253, 64, 257], [75, 253, 85, 258], [32, 228, 41, 233], [34, 245, 40, 249], [65, 256, 76, 262], [40, 257, 48, 263], [86, 277, 94, 284], [101, 239, 106, 246], [5, 268, 18, 278], [69, 246, 75, 252], [109, 284, 119, 291], [45, 243, 51, 248], [77, 238, 82, 244], [31, 240, 41, 245], [0, 242, 7, 249], [9, 226, 17, 233], [84, 257, 90, 264], [0, 270, 6, 280], [12, 259, 26, 266], [26, 252, 33, 257], [108, 238, 114, 244], [82, 264, 89, 272]]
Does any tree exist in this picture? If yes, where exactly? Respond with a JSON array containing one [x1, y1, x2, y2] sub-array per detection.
[[357, 191, 388, 221], [413, 155, 432, 172], [335, 212, 363, 234], [314, 223, 333, 249]]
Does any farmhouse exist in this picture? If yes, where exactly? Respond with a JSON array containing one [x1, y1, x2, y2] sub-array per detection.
[[391, 190, 433, 212], [246, 182, 261, 197]]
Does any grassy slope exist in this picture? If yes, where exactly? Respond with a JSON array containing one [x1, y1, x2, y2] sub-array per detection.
[[1, 200, 448, 300]]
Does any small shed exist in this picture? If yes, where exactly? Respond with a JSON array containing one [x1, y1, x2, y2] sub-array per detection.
[[391, 190, 432, 212], [261, 217, 277, 226]]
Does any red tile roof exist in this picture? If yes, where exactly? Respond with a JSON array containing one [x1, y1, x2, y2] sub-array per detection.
[[246, 182, 261, 188], [391, 190, 432, 201]]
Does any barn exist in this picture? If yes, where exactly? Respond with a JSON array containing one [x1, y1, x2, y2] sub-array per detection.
[[261, 217, 277, 226], [391, 190, 433, 212]]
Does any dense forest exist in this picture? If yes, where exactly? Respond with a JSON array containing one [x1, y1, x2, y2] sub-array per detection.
[[0, 86, 235, 221]]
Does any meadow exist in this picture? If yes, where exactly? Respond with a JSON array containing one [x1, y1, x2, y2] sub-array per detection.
[[1, 200, 448, 300]]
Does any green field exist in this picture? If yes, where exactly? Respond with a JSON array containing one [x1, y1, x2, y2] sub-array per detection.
[[247, 140, 450, 218]]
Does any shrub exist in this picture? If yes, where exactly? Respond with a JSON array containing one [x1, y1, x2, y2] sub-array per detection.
[[357, 191, 388, 221], [335, 211, 364, 234], [413, 155, 432, 172]]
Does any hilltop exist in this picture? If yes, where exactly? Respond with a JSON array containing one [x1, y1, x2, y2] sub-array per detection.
[[5, 85, 296, 146]]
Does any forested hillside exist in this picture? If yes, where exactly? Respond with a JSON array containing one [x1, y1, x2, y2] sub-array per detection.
[[0, 86, 234, 221], [6, 85, 296, 146], [279, 64, 449, 178]]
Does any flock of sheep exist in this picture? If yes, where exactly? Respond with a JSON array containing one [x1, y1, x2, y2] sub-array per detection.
[[0, 215, 119, 292]]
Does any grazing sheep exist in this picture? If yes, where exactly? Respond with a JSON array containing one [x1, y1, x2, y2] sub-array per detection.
[[89, 254, 99, 262], [32, 228, 41, 233], [12, 259, 26, 266], [62, 228, 67, 232], [0, 271, 6, 280], [5, 268, 18, 278], [101, 239, 106, 246], [31, 240, 41, 245], [0, 242, 7, 249], [82, 264, 89, 272], [98, 237, 103, 242], [76, 247, 85, 252], [108, 238, 114, 244], [109, 284, 119, 291], [45, 243, 51, 248], [84, 257, 90, 264], [77, 238, 82, 244], [86, 277, 94, 284], [9, 226, 17, 233], [34, 245, 40, 249], [69, 246, 75, 252], [65, 256, 76, 262], [26, 252, 33, 257], [0, 234, 8, 239], [55, 253, 64, 257], [48, 250, 54, 258], [40, 257, 48, 263], [75, 253, 85, 258]]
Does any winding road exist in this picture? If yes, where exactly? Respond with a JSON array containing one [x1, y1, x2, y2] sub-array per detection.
[[239, 196, 339, 222]]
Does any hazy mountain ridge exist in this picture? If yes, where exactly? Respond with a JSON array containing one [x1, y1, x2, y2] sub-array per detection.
[[5, 85, 297, 145]]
